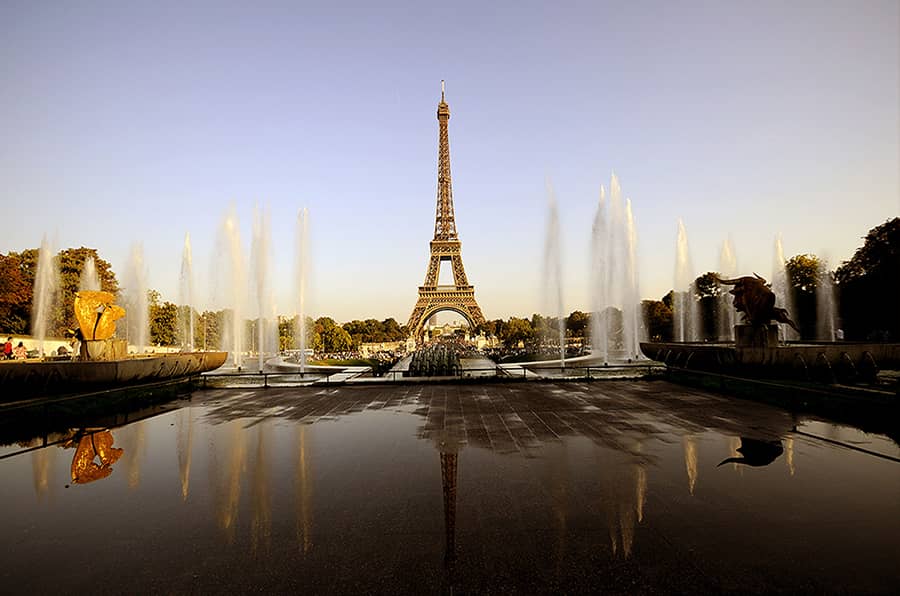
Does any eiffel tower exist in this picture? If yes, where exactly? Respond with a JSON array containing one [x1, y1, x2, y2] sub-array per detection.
[[407, 82, 486, 338]]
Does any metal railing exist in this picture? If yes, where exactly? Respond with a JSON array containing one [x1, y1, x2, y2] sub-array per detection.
[[199, 363, 666, 388]]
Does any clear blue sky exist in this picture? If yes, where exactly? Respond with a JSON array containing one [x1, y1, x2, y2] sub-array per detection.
[[2, 1, 898, 323]]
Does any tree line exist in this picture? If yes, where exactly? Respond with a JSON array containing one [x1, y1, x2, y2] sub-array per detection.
[[1, 218, 897, 347]]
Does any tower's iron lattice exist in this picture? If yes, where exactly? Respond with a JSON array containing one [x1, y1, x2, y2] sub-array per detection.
[[407, 82, 486, 337]]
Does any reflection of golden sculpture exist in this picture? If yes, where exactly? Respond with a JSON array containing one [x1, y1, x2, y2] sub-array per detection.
[[74, 291, 126, 340], [70, 430, 124, 484]]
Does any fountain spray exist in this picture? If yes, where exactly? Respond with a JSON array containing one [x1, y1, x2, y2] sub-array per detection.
[[294, 208, 310, 368], [32, 235, 59, 357], [542, 183, 565, 365]]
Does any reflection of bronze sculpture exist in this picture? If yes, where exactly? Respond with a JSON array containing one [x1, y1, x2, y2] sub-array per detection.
[[69, 430, 124, 484], [715, 275, 799, 332], [717, 437, 783, 468]]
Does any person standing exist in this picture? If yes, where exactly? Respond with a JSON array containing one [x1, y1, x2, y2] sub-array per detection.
[[2, 337, 11, 360]]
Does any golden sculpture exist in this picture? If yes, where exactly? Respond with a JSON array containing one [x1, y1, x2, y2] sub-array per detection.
[[74, 291, 126, 340], [70, 430, 124, 484]]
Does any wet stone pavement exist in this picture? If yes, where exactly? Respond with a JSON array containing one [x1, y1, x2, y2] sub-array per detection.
[[2, 379, 899, 594]]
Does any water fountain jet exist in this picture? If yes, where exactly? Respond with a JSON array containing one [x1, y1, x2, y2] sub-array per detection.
[[294, 208, 310, 368], [542, 184, 565, 365], [32, 235, 59, 357], [79, 256, 100, 292], [178, 233, 195, 351]]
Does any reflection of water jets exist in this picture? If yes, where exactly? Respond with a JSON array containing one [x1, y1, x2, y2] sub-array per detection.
[[717, 438, 783, 468], [176, 407, 194, 501], [250, 423, 271, 557], [119, 421, 146, 489], [727, 436, 743, 475], [217, 421, 246, 542], [785, 437, 795, 476], [619, 502, 636, 558], [634, 458, 646, 524], [31, 446, 52, 499], [549, 444, 568, 573], [440, 451, 458, 572], [600, 441, 646, 560], [684, 436, 698, 496], [295, 426, 313, 554]]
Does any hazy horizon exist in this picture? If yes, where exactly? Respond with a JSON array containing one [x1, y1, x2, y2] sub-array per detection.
[[2, 1, 898, 323]]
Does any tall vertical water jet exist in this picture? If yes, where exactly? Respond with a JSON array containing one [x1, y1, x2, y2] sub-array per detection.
[[294, 208, 310, 367], [79, 256, 100, 292], [674, 219, 699, 342], [816, 257, 837, 341], [608, 175, 626, 354], [250, 204, 275, 371], [214, 206, 246, 368], [717, 239, 737, 341], [123, 243, 149, 352], [590, 186, 609, 362], [771, 235, 798, 341], [178, 233, 195, 350], [542, 184, 565, 364], [31, 235, 59, 357], [623, 198, 642, 358], [590, 174, 643, 361]]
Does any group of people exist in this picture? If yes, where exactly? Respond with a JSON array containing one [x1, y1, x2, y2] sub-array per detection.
[[2, 337, 28, 360]]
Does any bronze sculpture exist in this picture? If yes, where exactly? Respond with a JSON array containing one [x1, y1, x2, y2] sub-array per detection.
[[715, 274, 800, 332]]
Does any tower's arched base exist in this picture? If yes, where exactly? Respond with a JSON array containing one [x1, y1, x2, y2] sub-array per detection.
[[407, 287, 485, 339]]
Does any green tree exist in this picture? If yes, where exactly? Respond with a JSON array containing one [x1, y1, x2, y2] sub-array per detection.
[[278, 317, 295, 351], [786, 254, 822, 338], [0, 252, 33, 333], [501, 317, 533, 348], [197, 310, 222, 351], [315, 317, 352, 353], [693, 272, 722, 341], [642, 299, 673, 342], [835, 217, 900, 340], [566, 310, 590, 338], [148, 290, 178, 345], [176, 305, 200, 349]]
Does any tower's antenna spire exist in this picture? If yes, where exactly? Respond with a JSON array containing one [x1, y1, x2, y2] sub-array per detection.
[[441, 80, 445, 102]]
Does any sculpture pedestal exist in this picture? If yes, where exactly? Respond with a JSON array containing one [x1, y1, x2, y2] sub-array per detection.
[[735, 324, 778, 349], [80, 338, 128, 361], [734, 324, 779, 366]]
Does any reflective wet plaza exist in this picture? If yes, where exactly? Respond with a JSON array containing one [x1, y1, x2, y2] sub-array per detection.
[[2, 381, 899, 594]]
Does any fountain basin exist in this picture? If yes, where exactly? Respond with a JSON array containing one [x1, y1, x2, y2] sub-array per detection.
[[0, 351, 228, 402], [640, 337, 900, 384]]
